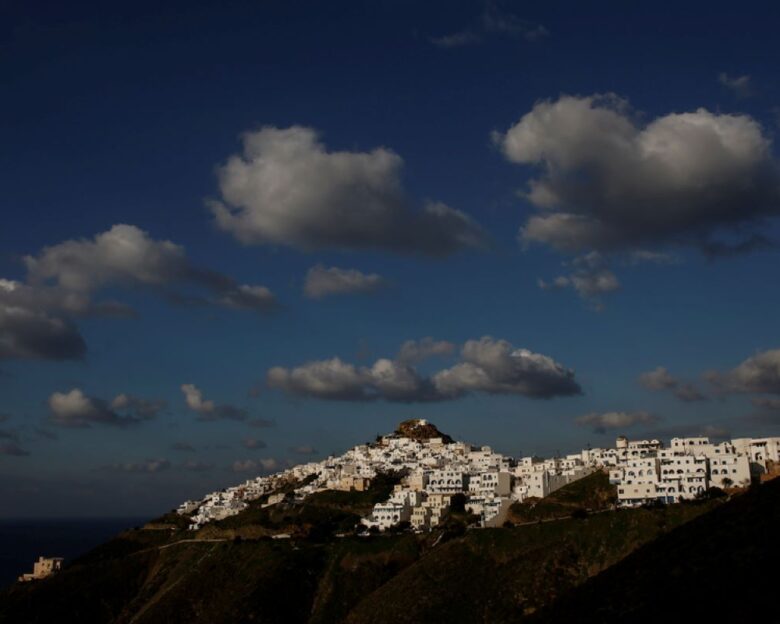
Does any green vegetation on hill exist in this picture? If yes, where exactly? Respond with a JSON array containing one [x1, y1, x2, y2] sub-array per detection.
[[507, 469, 616, 524], [531, 478, 780, 622], [203, 471, 405, 540], [144, 512, 192, 531], [343, 502, 716, 623], [308, 536, 421, 624], [0, 472, 729, 624]]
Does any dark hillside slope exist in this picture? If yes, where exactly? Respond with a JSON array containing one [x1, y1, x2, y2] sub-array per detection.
[[343, 503, 714, 624], [0, 531, 424, 624], [1, 471, 749, 624], [533, 478, 780, 623]]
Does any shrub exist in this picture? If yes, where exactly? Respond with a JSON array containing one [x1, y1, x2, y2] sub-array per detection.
[[450, 493, 467, 513], [697, 487, 726, 500]]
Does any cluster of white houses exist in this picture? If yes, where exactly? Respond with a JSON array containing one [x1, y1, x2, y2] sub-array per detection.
[[177, 420, 780, 531], [608, 435, 779, 506]]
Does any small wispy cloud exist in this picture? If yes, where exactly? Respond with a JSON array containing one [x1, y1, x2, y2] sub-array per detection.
[[538, 252, 620, 311], [575, 410, 659, 434], [718, 72, 753, 98], [231, 457, 280, 473], [303, 265, 386, 299], [430, 1, 547, 48], [752, 396, 780, 410], [0, 442, 30, 457], [181, 384, 248, 421], [102, 458, 171, 473], [181, 460, 214, 472], [639, 367, 707, 402], [289, 445, 318, 455]]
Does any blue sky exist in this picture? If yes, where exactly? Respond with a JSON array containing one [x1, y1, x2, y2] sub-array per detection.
[[2, 0, 780, 517]]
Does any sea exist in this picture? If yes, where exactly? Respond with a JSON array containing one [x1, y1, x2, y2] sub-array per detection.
[[0, 517, 148, 589]]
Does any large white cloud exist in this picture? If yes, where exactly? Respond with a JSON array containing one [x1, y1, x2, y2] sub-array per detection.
[[210, 126, 488, 254], [495, 94, 780, 254], [267, 358, 373, 401], [1, 225, 277, 362], [267, 336, 580, 402], [267, 356, 438, 402], [24, 224, 276, 313], [0, 279, 134, 319], [433, 337, 581, 399], [25, 224, 189, 292]]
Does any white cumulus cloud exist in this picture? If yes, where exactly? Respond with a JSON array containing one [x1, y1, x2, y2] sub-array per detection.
[[267, 336, 580, 402], [210, 126, 488, 255], [495, 94, 780, 255]]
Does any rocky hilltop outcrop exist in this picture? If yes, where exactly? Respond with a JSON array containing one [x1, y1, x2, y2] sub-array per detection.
[[394, 419, 453, 444]]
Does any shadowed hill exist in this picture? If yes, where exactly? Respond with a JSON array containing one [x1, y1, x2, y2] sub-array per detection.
[[530, 477, 780, 622], [0, 490, 718, 623], [342, 502, 714, 623]]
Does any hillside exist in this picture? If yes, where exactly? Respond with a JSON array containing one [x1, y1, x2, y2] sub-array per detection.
[[0, 473, 733, 624], [531, 477, 780, 622], [506, 470, 616, 524], [342, 501, 715, 623], [195, 472, 404, 540]]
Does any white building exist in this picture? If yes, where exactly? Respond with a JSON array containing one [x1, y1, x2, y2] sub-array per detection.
[[657, 452, 708, 502], [176, 424, 768, 533], [467, 471, 512, 497], [709, 453, 751, 489], [612, 457, 660, 506], [427, 470, 469, 494]]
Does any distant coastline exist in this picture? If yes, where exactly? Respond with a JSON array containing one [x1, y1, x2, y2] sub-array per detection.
[[0, 517, 149, 589]]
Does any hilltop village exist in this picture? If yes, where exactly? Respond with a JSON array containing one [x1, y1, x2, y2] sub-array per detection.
[[177, 419, 780, 531]]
